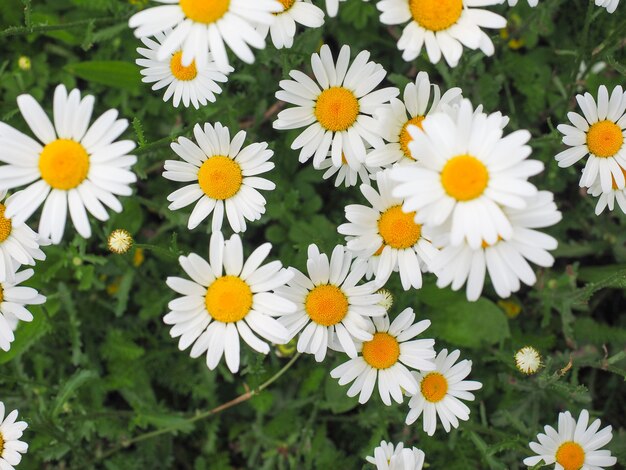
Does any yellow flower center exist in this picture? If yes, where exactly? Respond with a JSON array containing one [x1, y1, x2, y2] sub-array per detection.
[[555, 441, 585, 470], [179, 0, 230, 23], [315, 87, 360, 132], [39, 139, 90, 190], [205, 275, 252, 323], [409, 0, 463, 31], [378, 205, 422, 249], [420, 372, 448, 402], [0, 286, 4, 304], [0, 431, 4, 454], [441, 154, 489, 201], [362, 332, 400, 369], [170, 51, 198, 81], [586, 120, 623, 158], [0, 204, 13, 243], [276, 0, 296, 12], [197, 156, 243, 200], [305, 284, 349, 326], [399, 115, 425, 160]]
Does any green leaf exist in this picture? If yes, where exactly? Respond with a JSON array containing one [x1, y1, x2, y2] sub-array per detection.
[[51, 369, 98, 418], [64, 61, 141, 91], [0, 305, 49, 364]]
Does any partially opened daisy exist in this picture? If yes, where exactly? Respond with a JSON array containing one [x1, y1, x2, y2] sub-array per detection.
[[376, 0, 506, 67], [0, 85, 137, 244], [274, 44, 399, 169], [136, 32, 232, 109], [0, 268, 46, 352], [555, 85, 626, 193], [405, 348, 482, 436], [589, 174, 626, 215], [391, 99, 543, 250], [523, 409, 617, 470], [276, 244, 385, 362], [257, 0, 325, 50], [163, 122, 275, 233], [367, 72, 462, 168], [366, 441, 425, 470], [339, 170, 438, 290], [595, 0, 620, 13], [0, 191, 47, 282], [0, 402, 28, 470], [128, 0, 282, 73], [318, 151, 377, 188], [165, 231, 295, 373], [330, 308, 435, 405]]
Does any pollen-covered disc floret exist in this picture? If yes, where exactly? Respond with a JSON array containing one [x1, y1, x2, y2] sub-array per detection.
[[163, 122, 276, 233], [0, 84, 137, 244], [556, 85, 626, 194], [366, 440, 425, 470], [128, 0, 282, 73], [406, 348, 482, 436], [136, 32, 232, 109], [273, 44, 399, 169], [0, 402, 29, 470], [276, 244, 385, 362], [523, 409, 617, 470], [331, 307, 435, 405], [0, 190, 47, 282], [108, 229, 134, 254], [339, 170, 438, 290], [0, 269, 46, 352], [391, 99, 544, 250], [257, 0, 324, 50], [376, 0, 506, 67], [367, 72, 462, 168], [164, 231, 296, 373], [430, 191, 561, 301], [514, 346, 542, 375]]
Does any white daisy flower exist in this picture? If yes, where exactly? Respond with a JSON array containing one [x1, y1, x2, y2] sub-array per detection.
[[0, 402, 28, 470], [507, 0, 539, 5], [0, 85, 137, 244], [376, 0, 506, 67], [128, 0, 282, 73], [0, 268, 46, 352], [338, 170, 438, 290], [330, 308, 435, 405], [317, 152, 377, 188], [405, 348, 482, 436], [391, 99, 543, 250], [257, 0, 325, 50], [555, 85, 626, 193], [514, 346, 541, 375], [366, 440, 425, 470], [367, 71, 462, 168], [273, 44, 399, 169], [276, 244, 385, 362], [136, 32, 232, 109], [0, 191, 47, 283], [589, 176, 626, 215], [595, 0, 620, 13], [163, 122, 276, 233], [165, 231, 295, 373], [523, 409, 617, 470], [431, 191, 561, 301]]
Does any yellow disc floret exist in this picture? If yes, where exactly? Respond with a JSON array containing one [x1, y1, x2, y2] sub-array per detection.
[[378, 205, 422, 249], [179, 0, 230, 24], [39, 139, 90, 190], [409, 0, 463, 32], [205, 275, 252, 323], [315, 87, 360, 132], [276, 0, 296, 11], [586, 120, 624, 158], [198, 156, 243, 200], [362, 332, 400, 369], [441, 154, 489, 201], [399, 115, 425, 159], [0, 204, 12, 243], [555, 441, 585, 470], [305, 284, 349, 326], [421, 372, 448, 402], [170, 51, 198, 81]]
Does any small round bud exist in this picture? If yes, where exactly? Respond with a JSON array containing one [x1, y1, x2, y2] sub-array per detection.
[[377, 288, 393, 312], [515, 346, 542, 375], [275, 340, 296, 358], [18, 56, 31, 71], [108, 229, 133, 254]]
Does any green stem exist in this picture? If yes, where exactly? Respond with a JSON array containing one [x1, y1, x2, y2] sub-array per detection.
[[96, 353, 301, 461], [0, 18, 118, 38]]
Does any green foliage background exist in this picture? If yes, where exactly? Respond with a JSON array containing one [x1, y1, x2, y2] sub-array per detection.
[[0, 0, 625, 468]]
